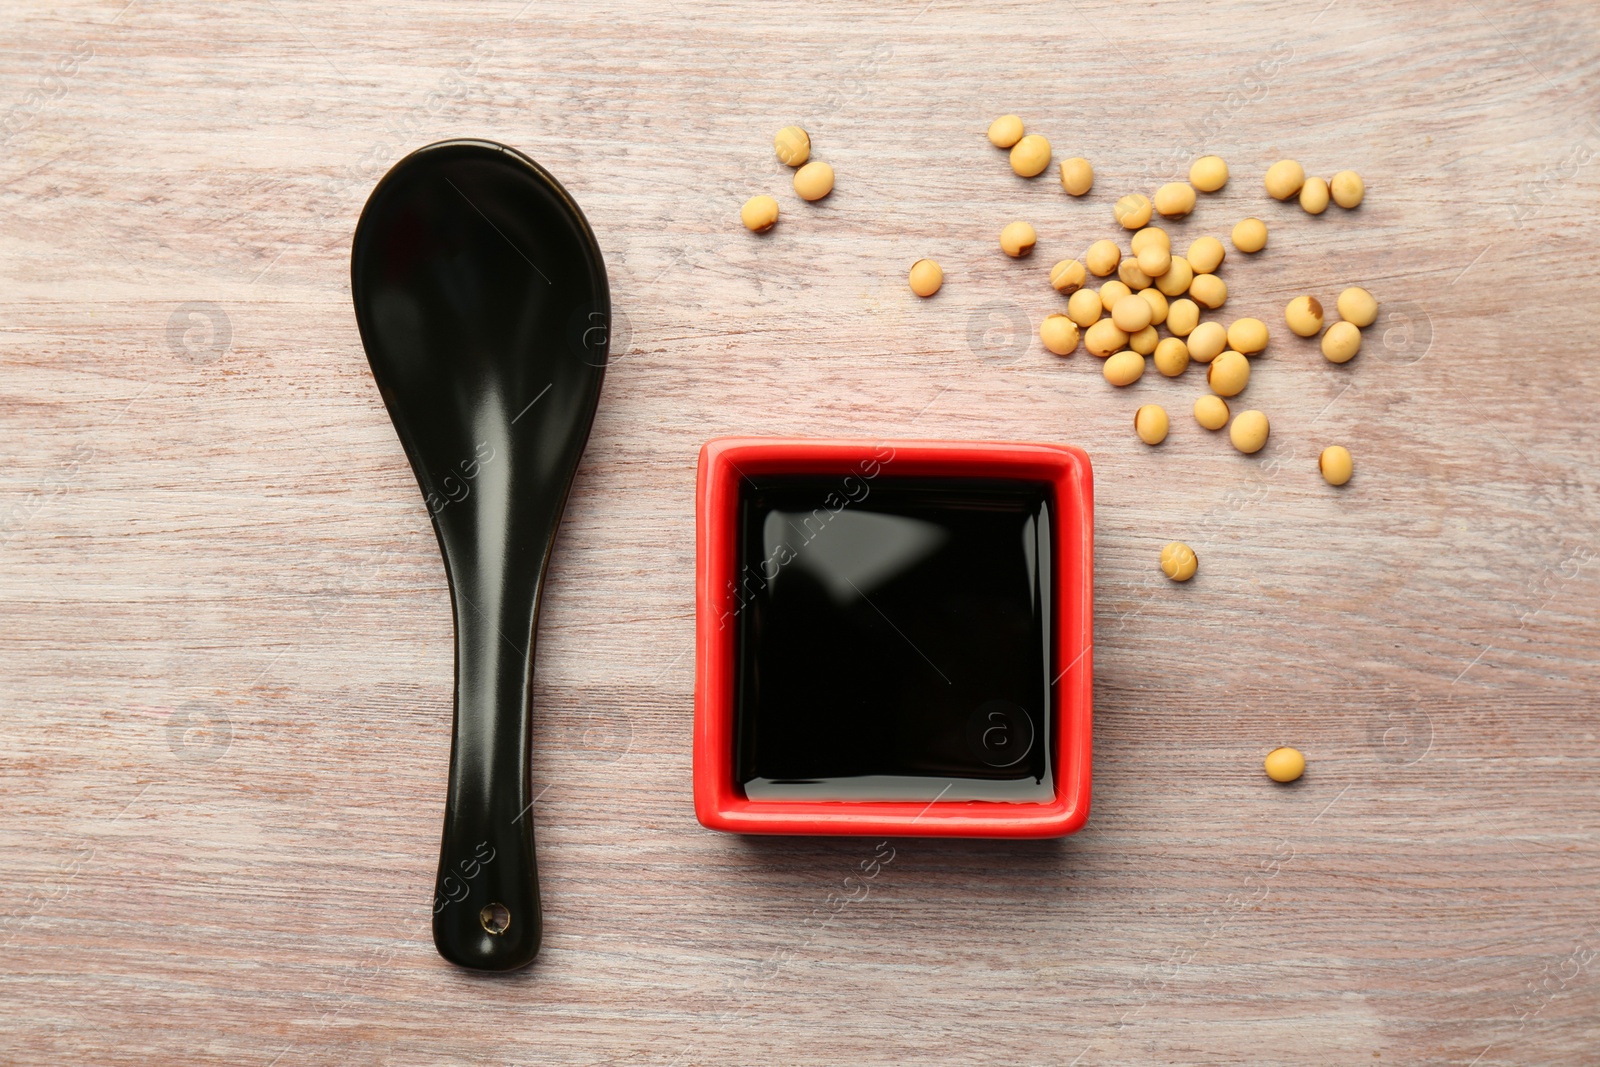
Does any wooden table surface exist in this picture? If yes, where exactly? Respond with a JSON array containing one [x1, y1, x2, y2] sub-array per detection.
[[4, 1, 1598, 1063]]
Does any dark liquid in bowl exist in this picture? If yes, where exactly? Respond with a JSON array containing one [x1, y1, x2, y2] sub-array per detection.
[[733, 476, 1054, 803]]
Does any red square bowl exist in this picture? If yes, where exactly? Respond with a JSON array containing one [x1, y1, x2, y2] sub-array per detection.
[[694, 437, 1093, 838]]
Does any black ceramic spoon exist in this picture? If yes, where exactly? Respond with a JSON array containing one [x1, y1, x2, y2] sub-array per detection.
[[351, 139, 609, 971]]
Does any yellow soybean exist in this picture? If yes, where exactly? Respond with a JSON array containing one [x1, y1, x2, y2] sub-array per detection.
[[1118, 256, 1153, 290], [1103, 350, 1146, 386], [1226, 317, 1269, 355], [1166, 298, 1200, 337], [1086, 239, 1122, 277], [909, 258, 943, 296], [1050, 259, 1087, 293], [1115, 193, 1153, 229], [1131, 227, 1171, 254], [1186, 236, 1225, 275], [1194, 394, 1230, 430], [1153, 337, 1190, 377], [1264, 746, 1305, 782], [1085, 318, 1129, 357], [1285, 295, 1324, 337], [1040, 313, 1080, 356], [774, 126, 811, 166], [1189, 155, 1229, 192], [1321, 320, 1362, 363], [1299, 175, 1331, 214], [1066, 289, 1103, 328], [1136, 244, 1172, 279], [1331, 170, 1365, 208], [1264, 159, 1305, 200], [1190, 273, 1228, 309], [1154, 256, 1194, 297], [793, 160, 835, 200], [1135, 404, 1169, 445], [1000, 221, 1037, 257], [1187, 321, 1227, 363], [1337, 286, 1378, 327], [1154, 182, 1197, 218], [1229, 409, 1270, 454], [987, 114, 1024, 149], [1319, 445, 1354, 486], [1111, 293, 1153, 332], [1138, 287, 1169, 326], [1128, 324, 1159, 355], [1161, 541, 1198, 581], [1099, 280, 1132, 312], [1208, 350, 1251, 396], [1231, 217, 1268, 253], [740, 195, 779, 233], [1011, 134, 1052, 177], [1060, 157, 1095, 196]]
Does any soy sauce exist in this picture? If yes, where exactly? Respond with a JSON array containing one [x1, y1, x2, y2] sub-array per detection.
[[733, 476, 1054, 803]]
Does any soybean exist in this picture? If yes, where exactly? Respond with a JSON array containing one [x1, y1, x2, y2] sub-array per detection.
[[1337, 286, 1378, 327], [1086, 239, 1122, 277], [1085, 318, 1129, 357], [1264, 159, 1306, 200], [1285, 295, 1324, 337], [740, 195, 779, 233], [1135, 404, 1170, 445], [1128, 324, 1159, 355], [1099, 280, 1132, 313], [1111, 293, 1153, 332], [1226, 317, 1269, 355], [1066, 289, 1103, 328], [774, 126, 811, 166], [1136, 244, 1172, 279], [1229, 409, 1270, 454], [1190, 273, 1228, 310], [1040, 313, 1080, 356], [1001, 221, 1037, 257], [1103, 349, 1146, 386], [1050, 259, 1087, 293], [1208, 350, 1251, 396], [1154, 256, 1194, 297], [1299, 175, 1330, 214], [987, 114, 1024, 149], [1231, 217, 1268, 253], [1115, 193, 1153, 230], [794, 160, 835, 200], [1331, 170, 1365, 208], [1011, 134, 1052, 177], [1264, 746, 1305, 783], [1194, 394, 1230, 430], [1160, 541, 1198, 581], [1319, 445, 1353, 486], [1190, 155, 1229, 192], [1153, 336, 1190, 377], [1060, 157, 1094, 196], [1321, 320, 1362, 363], [1186, 236, 1225, 275], [1166, 298, 1200, 337], [909, 259, 943, 297], [1187, 321, 1227, 363], [1131, 227, 1170, 254], [1138, 287, 1169, 326], [1154, 182, 1197, 218], [1118, 257, 1153, 290]]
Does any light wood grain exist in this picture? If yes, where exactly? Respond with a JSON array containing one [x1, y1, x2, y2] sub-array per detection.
[[2, 1, 1599, 1063]]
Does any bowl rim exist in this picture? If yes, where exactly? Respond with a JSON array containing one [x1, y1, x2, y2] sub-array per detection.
[[693, 436, 1094, 838]]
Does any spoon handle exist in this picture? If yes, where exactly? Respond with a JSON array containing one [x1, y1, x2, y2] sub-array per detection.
[[431, 550, 549, 970]]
